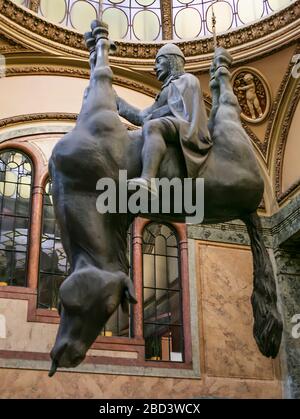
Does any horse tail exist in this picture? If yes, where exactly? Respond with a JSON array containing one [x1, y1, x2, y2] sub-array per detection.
[[242, 212, 283, 358]]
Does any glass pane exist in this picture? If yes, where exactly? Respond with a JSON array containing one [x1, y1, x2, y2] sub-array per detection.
[[268, 0, 292, 11], [238, 0, 264, 24], [155, 255, 168, 289], [175, 8, 202, 39], [40, 0, 67, 24], [38, 273, 64, 310], [133, 10, 160, 41], [0, 151, 32, 288], [169, 291, 182, 325], [143, 254, 155, 288], [135, 0, 155, 5], [143, 223, 183, 362], [70, 0, 97, 33], [103, 7, 128, 40], [206, 2, 233, 34]]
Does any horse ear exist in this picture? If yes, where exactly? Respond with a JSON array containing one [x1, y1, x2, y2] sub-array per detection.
[[121, 276, 137, 313]]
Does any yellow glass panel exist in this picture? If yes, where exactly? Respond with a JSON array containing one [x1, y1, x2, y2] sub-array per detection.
[[206, 1, 233, 34], [178, 0, 194, 4], [12, 0, 25, 6], [70, 1, 97, 33], [268, 0, 293, 11], [40, 0, 66, 24], [19, 176, 31, 199], [133, 10, 160, 41], [0, 172, 17, 197], [108, 0, 125, 3], [136, 0, 155, 6], [238, 0, 264, 24], [103, 8, 128, 40], [175, 8, 202, 39]]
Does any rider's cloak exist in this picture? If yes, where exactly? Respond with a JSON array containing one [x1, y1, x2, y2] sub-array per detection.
[[167, 73, 213, 178]]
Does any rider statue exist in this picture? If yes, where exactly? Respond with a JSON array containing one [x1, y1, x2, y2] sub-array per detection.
[[116, 44, 212, 194]]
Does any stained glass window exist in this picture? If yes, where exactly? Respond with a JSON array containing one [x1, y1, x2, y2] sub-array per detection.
[[0, 150, 33, 287], [143, 223, 184, 362], [13, 0, 294, 40]]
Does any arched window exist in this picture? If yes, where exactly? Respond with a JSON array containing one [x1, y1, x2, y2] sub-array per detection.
[[0, 150, 33, 287], [142, 223, 184, 362], [38, 180, 133, 336], [38, 181, 68, 309]]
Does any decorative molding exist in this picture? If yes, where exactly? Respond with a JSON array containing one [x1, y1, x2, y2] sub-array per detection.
[[275, 82, 300, 201], [264, 46, 300, 156], [0, 0, 299, 69], [0, 113, 140, 134], [0, 32, 31, 53], [5, 63, 90, 78], [28, 0, 39, 13], [3, 62, 158, 98], [160, 0, 173, 41], [0, 113, 78, 129], [262, 43, 300, 202]]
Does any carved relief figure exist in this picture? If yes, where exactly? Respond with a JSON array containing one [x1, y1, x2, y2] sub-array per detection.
[[233, 69, 270, 123], [238, 73, 263, 120]]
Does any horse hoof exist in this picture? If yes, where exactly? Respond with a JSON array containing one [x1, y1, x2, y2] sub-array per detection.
[[84, 31, 96, 51], [214, 47, 233, 69], [91, 19, 101, 31], [214, 65, 231, 80]]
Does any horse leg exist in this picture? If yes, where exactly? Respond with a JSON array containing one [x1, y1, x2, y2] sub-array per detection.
[[208, 62, 220, 135], [213, 48, 243, 126], [242, 212, 283, 358]]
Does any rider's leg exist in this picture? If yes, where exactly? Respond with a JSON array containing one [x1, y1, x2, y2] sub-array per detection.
[[254, 97, 263, 117], [247, 100, 256, 119], [127, 119, 178, 195]]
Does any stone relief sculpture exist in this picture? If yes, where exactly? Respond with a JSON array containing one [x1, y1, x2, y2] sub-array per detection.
[[238, 73, 263, 120], [233, 69, 270, 123], [48, 20, 282, 376]]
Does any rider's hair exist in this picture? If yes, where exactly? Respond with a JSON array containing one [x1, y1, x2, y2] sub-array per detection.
[[165, 54, 185, 76]]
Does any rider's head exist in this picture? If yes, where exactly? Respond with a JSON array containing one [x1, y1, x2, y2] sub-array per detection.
[[155, 44, 185, 82]]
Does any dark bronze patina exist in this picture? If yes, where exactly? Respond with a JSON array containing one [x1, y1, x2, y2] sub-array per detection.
[[48, 20, 282, 376]]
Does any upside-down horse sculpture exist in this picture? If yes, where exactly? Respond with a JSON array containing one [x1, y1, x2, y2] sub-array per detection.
[[48, 20, 282, 376]]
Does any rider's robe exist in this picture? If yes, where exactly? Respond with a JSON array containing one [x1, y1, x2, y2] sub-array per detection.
[[150, 72, 213, 178]]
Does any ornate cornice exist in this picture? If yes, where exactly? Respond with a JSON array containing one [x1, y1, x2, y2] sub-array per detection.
[[0, 113, 138, 133], [264, 43, 300, 203], [0, 0, 299, 70], [0, 113, 78, 129], [275, 82, 300, 202], [0, 32, 31, 53]]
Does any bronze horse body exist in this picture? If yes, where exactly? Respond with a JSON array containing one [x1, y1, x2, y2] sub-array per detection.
[[48, 21, 282, 376]]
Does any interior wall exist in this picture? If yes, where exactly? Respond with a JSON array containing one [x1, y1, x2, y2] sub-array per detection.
[[0, 75, 154, 120]]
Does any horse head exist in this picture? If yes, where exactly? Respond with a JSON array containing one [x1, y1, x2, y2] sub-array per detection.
[[49, 267, 136, 376]]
